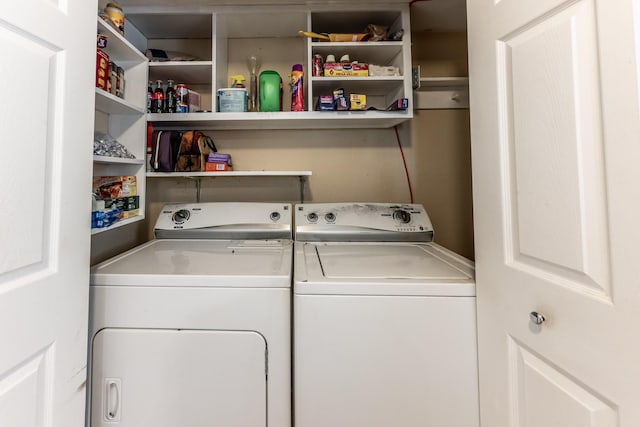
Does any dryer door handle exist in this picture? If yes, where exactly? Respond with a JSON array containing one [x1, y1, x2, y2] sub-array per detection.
[[105, 378, 121, 421]]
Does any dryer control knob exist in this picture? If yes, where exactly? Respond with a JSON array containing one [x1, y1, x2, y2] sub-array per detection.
[[270, 211, 281, 221], [393, 209, 411, 224], [172, 209, 190, 224], [307, 212, 318, 223], [325, 212, 336, 223]]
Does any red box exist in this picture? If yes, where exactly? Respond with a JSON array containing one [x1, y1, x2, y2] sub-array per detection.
[[96, 49, 109, 91], [205, 162, 232, 172]]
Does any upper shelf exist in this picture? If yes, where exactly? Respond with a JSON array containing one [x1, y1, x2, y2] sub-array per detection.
[[311, 76, 405, 95], [310, 41, 404, 65], [148, 111, 411, 130], [98, 18, 147, 65], [95, 88, 145, 115], [148, 61, 213, 85]]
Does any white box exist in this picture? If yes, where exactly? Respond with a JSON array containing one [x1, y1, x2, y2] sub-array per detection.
[[188, 89, 201, 112]]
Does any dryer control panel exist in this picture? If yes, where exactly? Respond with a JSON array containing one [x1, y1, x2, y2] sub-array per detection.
[[295, 203, 434, 242], [154, 202, 292, 240]]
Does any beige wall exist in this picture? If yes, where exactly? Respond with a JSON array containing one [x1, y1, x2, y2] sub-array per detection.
[[409, 31, 473, 259], [91, 31, 475, 264]]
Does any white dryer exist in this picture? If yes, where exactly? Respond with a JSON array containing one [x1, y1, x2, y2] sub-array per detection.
[[293, 203, 479, 427], [89, 202, 292, 427]]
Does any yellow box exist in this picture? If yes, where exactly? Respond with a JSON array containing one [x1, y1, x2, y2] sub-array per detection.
[[349, 94, 367, 110]]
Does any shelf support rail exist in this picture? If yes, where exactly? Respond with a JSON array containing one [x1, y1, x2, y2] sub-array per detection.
[[299, 176, 306, 203], [185, 175, 308, 203]]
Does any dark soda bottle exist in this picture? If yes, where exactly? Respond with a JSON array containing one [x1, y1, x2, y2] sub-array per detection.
[[165, 79, 177, 113], [152, 80, 164, 113], [147, 80, 153, 113]]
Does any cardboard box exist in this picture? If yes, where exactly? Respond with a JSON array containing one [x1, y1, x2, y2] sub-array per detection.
[[324, 62, 369, 77], [368, 64, 400, 76], [96, 49, 109, 90], [188, 89, 201, 112], [349, 94, 367, 110], [316, 95, 335, 111], [104, 196, 140, 219], [387, 98, 409, 111], [207, 153, 232, 165], [332, 88, 349, 110], [93, 176, 137, 199], [205, 162, 233, 172]]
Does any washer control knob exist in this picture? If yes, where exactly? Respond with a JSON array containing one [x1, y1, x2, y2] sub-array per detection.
[[393, 209, 411, 224], [172, 209, 190, 224], [325, 212, 336, 223], [307, 212, 318, 223], [270, 211, 281, 221]]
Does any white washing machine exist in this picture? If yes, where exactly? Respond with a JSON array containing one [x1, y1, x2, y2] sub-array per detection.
[[88, 202, 292, 427], [293, 203, 479, 427]]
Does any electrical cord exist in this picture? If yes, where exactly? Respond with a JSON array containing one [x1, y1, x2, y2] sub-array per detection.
[[394, 125, 414, 203]]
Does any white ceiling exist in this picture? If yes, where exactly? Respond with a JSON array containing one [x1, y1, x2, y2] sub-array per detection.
[[109, 0, 467, 34]]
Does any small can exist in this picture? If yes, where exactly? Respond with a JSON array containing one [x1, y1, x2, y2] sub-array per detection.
[[116, 66, 124, 98], [108, 62, 117, 95], [312, 54, 324, 77], [176, 83, 189, 113]]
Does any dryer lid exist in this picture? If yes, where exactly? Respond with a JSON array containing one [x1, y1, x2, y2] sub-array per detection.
[[91, 239, 292, 288]]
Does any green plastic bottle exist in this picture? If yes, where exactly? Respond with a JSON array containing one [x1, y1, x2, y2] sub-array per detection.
[[259, 70, 282, 112]]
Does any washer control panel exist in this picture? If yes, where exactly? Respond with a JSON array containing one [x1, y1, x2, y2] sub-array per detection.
[[295, 203, 434, 242]]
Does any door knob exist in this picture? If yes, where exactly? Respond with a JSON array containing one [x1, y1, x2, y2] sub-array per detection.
[[529, 311, 546, 325]]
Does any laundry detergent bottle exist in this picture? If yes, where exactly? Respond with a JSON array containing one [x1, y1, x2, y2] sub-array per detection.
[[290, 64, 304, 111], [259, 70, 283, 112]]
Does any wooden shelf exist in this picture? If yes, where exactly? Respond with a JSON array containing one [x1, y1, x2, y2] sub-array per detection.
[[148, 61, 213, 85], [93, 17, 148, 238], [148, 111, 411, 130], [97, 18, 147, 64], [93, 155, 145, 165], [147, 171, 312, 178], [91, 215, 144, 235], [414, 77, 469, 110], [310, 76, 405, 95], [311, 41, 404, 65], [95, 89, 145, 115]]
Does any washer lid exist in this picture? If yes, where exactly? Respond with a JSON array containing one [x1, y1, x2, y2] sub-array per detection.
[[91, 239, 292, 288], [295, 242, 475, 296], [317, 244, 469, 279]]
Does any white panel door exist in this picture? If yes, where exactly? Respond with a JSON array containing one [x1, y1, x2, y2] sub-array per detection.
[[0, 0, 96, 426], [467, 0, 640, 425], [91, 329, 267, 427]]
